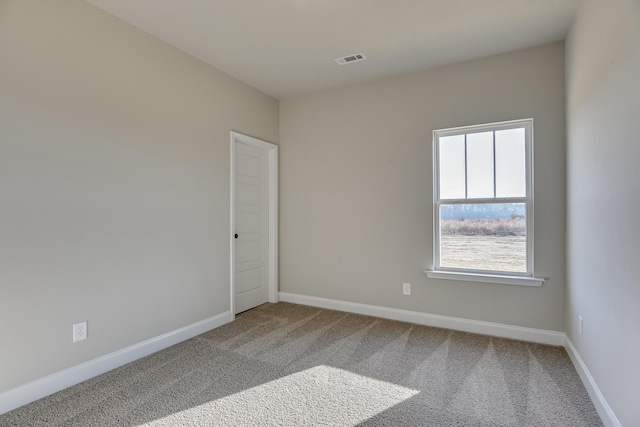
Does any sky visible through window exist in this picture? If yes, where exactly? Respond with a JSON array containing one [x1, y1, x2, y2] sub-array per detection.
[[439, 128, 526, 200]]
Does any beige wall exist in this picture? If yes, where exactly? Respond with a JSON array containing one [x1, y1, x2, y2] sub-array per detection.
[[279, 43, 566, 331], [566, 0, 640, 425], [0, 0, 278, 393]]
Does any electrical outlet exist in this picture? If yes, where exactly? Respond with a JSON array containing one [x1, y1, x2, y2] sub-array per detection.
[[403, 283, 411, 295], [578, 316, 583, 336], [73, 321, 88, 343]]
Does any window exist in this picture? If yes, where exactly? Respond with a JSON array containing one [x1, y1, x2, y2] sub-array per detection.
[[428, 119, 543, 286]]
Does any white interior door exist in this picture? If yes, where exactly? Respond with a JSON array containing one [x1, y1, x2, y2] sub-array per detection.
[[231, 132, 278, 314]]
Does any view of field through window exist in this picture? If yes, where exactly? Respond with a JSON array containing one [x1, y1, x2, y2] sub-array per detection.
[[439, 203, 526, 272]]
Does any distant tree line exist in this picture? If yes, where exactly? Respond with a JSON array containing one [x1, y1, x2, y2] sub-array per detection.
[[440, 203, 526, 220]]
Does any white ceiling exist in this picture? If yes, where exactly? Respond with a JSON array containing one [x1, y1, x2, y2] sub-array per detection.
[[84, 0, 582, 100]]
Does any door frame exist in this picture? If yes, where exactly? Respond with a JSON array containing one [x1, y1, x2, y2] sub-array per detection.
[[230, 131, 278, 317]]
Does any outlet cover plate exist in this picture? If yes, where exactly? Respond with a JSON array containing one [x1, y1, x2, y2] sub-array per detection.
[[403, 283, 411, 295], [73, 321, 88, 343], [578, 316, 583, 336]]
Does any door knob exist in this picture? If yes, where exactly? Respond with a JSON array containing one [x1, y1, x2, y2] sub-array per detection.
[[234, 233, 238, 239]]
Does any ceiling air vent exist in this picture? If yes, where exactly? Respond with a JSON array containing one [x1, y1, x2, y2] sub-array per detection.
[[334, 53, 367, 65]]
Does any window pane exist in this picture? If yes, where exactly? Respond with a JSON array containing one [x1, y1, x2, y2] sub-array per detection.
[[495, 128, 526, 197], [438, 135, 465, 199], [439, 203, 526, 273], [466, 131, 494, 198]]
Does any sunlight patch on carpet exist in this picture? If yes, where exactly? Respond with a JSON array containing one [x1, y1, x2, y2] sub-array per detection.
[[143, 365, 419, 426]]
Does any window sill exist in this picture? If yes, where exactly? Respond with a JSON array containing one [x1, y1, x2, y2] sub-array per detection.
[[425, 270, 545, 287]]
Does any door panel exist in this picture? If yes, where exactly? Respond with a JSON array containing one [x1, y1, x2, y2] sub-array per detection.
[[236, 183, 262, 205], [236, 240, 262, 264], [236, 212, 262, 233], [236, 266, 263, 294], [237, 152, 263, 178], [234, 142, 269, 313]]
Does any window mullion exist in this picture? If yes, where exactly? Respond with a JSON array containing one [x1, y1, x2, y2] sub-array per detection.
[[492, 131, 497, 198], [464, 134, 468, 199]]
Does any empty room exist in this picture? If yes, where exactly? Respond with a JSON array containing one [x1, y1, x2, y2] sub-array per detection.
[[1, 0, 638, 426]]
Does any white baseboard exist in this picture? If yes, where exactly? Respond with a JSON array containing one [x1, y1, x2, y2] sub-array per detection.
[[564, 338, 621, 427], [279, 292, 565, 346], [0, 311, 233, 416]]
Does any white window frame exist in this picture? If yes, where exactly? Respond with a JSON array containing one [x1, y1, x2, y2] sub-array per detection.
[[426, 118, 544, 286]]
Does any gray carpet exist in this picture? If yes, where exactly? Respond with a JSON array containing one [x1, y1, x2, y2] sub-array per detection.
[[0, 302, 603, 426]]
